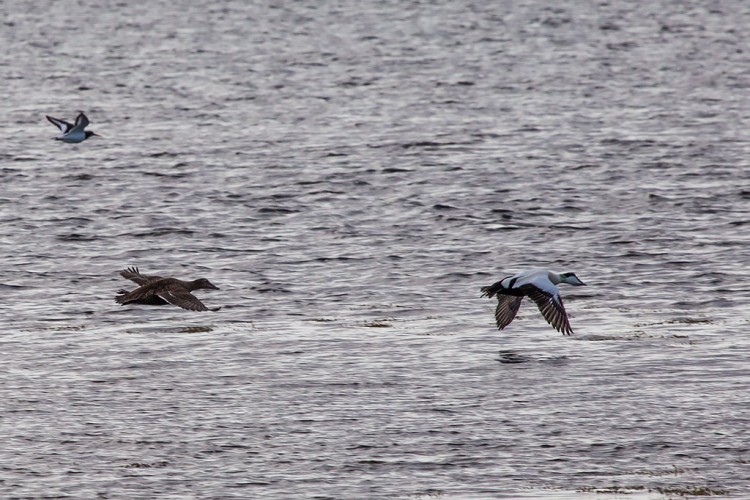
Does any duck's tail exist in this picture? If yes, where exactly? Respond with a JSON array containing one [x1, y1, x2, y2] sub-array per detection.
[[480, 281, 503, 298], [115, 289, 131, 305]]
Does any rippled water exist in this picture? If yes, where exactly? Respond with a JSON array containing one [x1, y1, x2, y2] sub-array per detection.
[[2, 1, 750, 498]]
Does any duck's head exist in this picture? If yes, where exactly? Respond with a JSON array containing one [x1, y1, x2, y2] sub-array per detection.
[[192, 278, 220, 291], [560, 272, 586, 286]]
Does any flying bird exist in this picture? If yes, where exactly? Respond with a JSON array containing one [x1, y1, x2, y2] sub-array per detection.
[[115, 267, 221, 312], [481, 268, 586, 335], [46, 112, 101, 143]]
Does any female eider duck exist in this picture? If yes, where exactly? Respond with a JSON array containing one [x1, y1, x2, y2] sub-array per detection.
[[115, 267, 221, 312], [481, 268, 586, 335]]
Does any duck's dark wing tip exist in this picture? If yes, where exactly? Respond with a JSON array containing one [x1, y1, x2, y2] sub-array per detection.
[[119, 267, 139, 279], [493, 295, 523, 330], [119, 267, 162, 286], [521, 284, 575, 336], [158, 289, 211, 312]]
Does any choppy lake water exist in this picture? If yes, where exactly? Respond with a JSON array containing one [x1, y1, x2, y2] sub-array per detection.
[[2, 1, 750, 498]]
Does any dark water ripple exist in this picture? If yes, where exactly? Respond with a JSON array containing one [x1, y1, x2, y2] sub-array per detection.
[[2, 0, 750, 498]]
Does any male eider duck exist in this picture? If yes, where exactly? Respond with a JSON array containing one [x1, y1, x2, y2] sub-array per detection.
[[46, 112, 101, 143], [481, 268, 586, 335], [115, 267, 221, 312]]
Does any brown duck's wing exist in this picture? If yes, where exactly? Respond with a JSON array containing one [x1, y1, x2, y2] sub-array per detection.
[[115, 278, 173, 305], [115, 288, 168, 305], [156, 287, 210, 311], [119, 267, 162, 286], [493, 295, 523, 330], [519, 284, 574, 335]]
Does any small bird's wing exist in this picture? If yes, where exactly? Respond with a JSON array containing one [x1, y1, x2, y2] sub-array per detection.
[[156, 288, 210, 311], [493, 295, 524, 330], [119, 267, 162, 286], [46, 115, 73, 133], [520, 284, 574, 335], [70, 112, 90, 134]]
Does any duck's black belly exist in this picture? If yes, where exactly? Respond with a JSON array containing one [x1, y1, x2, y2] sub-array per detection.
[[482, 279, 526, 298]]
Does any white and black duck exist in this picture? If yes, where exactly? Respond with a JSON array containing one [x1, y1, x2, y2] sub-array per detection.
[[481, 268, 586, 335]]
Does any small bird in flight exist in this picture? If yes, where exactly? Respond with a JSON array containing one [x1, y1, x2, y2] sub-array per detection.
[[481, 268, 586, 335], [46, 111, 101, 143], [115, 267, 221, 312]]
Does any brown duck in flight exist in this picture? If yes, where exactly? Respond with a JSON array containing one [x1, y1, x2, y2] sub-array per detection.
[[115, 267, 221, 311]]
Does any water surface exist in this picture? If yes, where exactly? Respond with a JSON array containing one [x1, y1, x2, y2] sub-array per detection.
[[1, 1, 749, 498]]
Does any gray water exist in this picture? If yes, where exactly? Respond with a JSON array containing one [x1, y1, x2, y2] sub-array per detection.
[[1, 1, 749, 498]]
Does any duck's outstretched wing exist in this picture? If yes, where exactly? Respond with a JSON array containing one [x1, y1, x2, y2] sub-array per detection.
[[156, 288, 210, 311], [70, 112, 90, 133], [521, 284, 574, 335], [46, 115, 74, 133], [115, 283, 155, 305], [493, 295, 523, 330], [119, 267, 162, 286], [115, 288, 168, 305]]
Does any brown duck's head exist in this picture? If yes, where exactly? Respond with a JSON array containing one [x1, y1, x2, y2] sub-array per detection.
[[192, 278, 220, 291]]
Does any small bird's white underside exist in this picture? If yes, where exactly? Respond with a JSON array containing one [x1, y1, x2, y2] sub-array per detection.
[[57, 131, 87, 143]]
